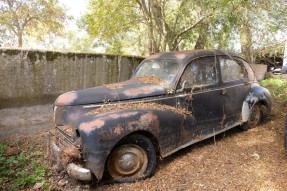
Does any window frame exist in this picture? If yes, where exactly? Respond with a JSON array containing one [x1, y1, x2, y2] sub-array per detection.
[[218, 56, 248, 83], [177, 56, 220, 91]]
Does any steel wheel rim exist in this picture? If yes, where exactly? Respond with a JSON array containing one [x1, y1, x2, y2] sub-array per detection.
[[107, 144, 148, 179]]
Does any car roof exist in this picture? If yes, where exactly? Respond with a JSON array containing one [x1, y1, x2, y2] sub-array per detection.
[[144, 49, 242, 65]]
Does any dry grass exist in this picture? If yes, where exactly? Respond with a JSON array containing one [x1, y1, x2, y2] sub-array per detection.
[[103, 76, 164, 90], [132, 76, 164, 84], [103, 82, 126, 90]]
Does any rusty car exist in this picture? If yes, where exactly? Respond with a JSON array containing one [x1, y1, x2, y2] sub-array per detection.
[[51, 49, 272, 183]]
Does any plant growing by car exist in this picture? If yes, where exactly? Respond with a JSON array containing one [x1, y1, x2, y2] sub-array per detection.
[[260, 77, 287, 103], [0, 144, 48, 191]]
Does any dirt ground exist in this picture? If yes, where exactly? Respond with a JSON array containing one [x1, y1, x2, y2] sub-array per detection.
[[1, 99, 287, 191], [0, 104, 53, 139]]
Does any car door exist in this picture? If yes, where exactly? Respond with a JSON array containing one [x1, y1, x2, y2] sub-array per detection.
[[176, 56, 224, 144], [218, 56, 251, 125]]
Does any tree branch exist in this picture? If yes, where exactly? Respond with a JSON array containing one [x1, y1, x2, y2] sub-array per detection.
[[173, 0, 188, 31], [172, 11, 214, 46]]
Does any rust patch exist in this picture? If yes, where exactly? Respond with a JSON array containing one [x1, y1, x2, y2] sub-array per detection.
[[63, 145, 81, 158], [79, 119, 105, 133], [140, 113, 159, 127], [113, 126, 123, 135], [55, 92, 77, 106], [140, 113, 160, 135], [146, 53, 161, 59], [175, 53, 187, 59], [109, 112, 139, 119], [127, 120, 141, 131], [124, 87, 158, 97]]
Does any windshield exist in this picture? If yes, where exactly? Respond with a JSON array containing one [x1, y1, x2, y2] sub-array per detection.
[[133, 59, 180, 85]]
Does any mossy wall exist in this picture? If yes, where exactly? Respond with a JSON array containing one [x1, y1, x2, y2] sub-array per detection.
[[0, 48, 144, 108]]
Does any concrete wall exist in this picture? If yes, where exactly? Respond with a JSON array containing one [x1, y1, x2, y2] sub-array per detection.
[[250, 64, 268, 81], [0, 48, 144, 108]]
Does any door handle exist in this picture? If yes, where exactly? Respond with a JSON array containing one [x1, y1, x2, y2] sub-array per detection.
[[221, 89, 227, 95]]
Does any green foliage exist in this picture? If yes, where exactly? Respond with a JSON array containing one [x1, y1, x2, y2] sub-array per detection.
[[83, 0, 287, 56], [166, 86, 175, 95], [260, 77, 287, 102], [0, 0, 67, 47], [83, 0, 227, 55], [0, 144, 48, 191], [59, 30, 95, 52]]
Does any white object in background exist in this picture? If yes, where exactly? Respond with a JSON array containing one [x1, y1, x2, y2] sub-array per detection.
[[282, 42, 287, 74]]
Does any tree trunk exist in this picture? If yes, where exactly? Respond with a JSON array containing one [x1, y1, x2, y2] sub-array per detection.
[[194, 32, 205, 50], [240, 24, 253, 63], [137, 0, 160, 54], [239, 8, 253, 63], [18, 31, 23, 47], [194, 22, 208, 49]]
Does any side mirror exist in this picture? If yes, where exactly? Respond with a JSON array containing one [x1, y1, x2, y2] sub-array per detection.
[[176, 80, 192, 93], [176, 80, 186, 93]]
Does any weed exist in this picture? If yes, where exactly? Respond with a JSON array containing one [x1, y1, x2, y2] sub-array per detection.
[[0, 143, 48, 191], [260, 76, 287, 102], [166, 86, 175, 94]]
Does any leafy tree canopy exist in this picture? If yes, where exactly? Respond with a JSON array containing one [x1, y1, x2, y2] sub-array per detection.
[[0, 0, 67, 47], [83, 0, 287, 60]]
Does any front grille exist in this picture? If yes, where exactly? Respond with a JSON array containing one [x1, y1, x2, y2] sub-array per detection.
[[56, 126, 81, 151]]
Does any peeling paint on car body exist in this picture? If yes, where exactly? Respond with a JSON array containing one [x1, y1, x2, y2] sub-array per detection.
[[51, 49, 272, 182], [79, 119, 105, 134], [55, 91, 77, 106], [242, 86, 272, 122]]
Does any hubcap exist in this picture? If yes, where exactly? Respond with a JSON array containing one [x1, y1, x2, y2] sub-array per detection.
[[107, 144, 148, 179]]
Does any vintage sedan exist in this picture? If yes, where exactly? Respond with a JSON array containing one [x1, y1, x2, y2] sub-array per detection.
[[51, 49, 272, 183]]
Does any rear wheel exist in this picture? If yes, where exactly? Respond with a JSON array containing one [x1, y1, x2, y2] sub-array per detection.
[[107, 134, 157, 182], [241, 104, 262, 130]]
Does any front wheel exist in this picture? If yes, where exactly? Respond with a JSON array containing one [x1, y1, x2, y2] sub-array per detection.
[[240, 104, 262, 130], [106, 134, 157, 182]]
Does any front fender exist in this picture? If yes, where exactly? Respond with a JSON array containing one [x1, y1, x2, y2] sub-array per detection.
[[242, 86, 272, 122], [76, 108, 182, 180]]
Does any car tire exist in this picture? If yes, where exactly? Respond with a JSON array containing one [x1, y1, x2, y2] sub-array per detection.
[[106, 134, 157, 183], [240, 103, 262, 130]]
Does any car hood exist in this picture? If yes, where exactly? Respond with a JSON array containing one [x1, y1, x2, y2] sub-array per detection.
[[54, 80, 167, 106]]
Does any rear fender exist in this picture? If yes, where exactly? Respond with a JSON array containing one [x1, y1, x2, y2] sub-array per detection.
[[241, 86, 272, 122]]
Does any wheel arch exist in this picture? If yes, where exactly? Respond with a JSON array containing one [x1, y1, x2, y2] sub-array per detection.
[[241, 86, 272, 123]]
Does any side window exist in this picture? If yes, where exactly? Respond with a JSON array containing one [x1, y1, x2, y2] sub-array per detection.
[[238, 58, 256, 81], [180, 57, 218, 89], [220, 58, 245, 82]]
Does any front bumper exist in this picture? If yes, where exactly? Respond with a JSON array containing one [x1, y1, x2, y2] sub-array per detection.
[[51, 143, 92, 181]]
